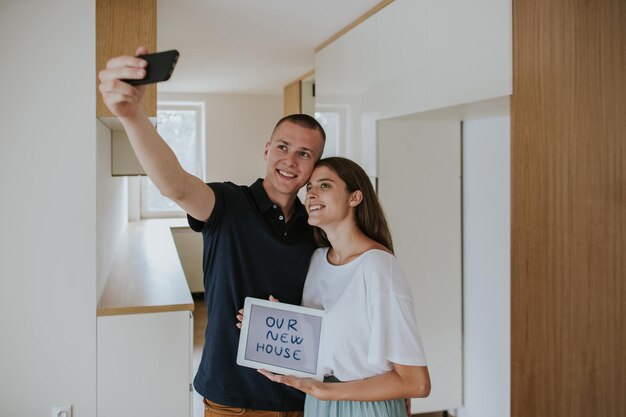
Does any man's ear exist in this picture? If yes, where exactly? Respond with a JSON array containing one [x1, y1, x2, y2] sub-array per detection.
[[349, 190, 363, 207], [264, 141, 271, 161]]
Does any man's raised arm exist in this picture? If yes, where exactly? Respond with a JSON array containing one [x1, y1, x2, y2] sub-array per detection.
[[98, 47, 214, 222]]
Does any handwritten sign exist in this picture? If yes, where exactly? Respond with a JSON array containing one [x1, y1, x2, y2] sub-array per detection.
[[236, 297, 325, 380]]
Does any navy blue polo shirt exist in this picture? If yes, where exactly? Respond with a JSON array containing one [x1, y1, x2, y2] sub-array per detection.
[[188, 179, 316, 411]]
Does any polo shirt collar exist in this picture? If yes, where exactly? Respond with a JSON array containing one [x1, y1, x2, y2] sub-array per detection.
[[251, 178, 308, 220]]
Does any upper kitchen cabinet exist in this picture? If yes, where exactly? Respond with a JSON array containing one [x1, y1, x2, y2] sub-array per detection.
[[96, 0, 157, 118], [315, 0, 512, 174]]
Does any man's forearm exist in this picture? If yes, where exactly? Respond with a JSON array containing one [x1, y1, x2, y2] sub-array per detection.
[[119, 110, 188, 200]]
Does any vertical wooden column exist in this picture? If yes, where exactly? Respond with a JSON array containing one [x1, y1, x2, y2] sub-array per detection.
[[511, 1, 625, 416], [283, 80, 302, 116], [96, 0, 156, 117]]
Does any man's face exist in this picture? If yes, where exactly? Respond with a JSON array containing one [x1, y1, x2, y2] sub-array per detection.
[[263, 121, 325, 199]]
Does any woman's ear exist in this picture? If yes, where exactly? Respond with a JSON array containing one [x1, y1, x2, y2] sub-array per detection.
[[348, 190, 363, 207]]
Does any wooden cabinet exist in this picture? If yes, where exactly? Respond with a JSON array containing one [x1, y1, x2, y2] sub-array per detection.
[[283, 71, 315, 116], [283, 80, 301, 115], [96, 0, 156, 175], [96, 0, 157, 118]]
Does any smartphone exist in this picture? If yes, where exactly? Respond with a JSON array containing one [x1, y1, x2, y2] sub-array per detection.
[[123, 49, 179, 86]]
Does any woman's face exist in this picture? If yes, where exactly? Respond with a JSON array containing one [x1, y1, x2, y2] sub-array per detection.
[[305, 165, 353, 228]]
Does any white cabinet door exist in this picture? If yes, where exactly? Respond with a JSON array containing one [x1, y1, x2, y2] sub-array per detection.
[[98, 311, 193, 417], [378, 117, 462, 413]]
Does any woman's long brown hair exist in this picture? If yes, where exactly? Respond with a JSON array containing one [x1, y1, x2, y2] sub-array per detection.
[[312, 157, 394, 253]]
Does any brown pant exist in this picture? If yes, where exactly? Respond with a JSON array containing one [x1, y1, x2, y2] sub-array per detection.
[[204, 399, 304, 417]]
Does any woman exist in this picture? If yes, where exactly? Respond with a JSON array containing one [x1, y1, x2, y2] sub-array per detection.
[[257, 157, 431, 417]]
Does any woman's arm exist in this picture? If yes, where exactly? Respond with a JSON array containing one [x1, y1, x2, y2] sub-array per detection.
[[258, 363, 430, 402]]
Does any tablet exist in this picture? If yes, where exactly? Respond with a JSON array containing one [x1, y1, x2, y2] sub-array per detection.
[[236, 297, 325, 380]]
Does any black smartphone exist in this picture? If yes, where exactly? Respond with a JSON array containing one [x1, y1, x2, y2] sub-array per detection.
[[123, 49, 179, 86]]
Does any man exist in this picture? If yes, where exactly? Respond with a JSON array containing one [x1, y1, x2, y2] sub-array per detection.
[[99, 47, 325, 416]]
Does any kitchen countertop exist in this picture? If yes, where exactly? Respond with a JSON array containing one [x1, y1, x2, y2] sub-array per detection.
[[97, 218, 195, 316]]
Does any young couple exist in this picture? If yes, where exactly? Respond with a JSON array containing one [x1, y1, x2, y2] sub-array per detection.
[[99, 47, 430, 417]]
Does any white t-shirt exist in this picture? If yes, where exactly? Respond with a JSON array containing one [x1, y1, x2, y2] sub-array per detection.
[[302, 247, 427, 381]]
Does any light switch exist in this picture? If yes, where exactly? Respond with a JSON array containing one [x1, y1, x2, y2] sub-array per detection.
[[51, 405, 72, 417]]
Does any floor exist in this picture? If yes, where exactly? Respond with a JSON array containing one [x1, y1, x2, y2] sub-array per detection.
[[192, 296, 448, 417]]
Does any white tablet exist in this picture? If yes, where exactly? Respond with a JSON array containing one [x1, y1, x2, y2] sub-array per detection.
[[236, 297, 325, 380]]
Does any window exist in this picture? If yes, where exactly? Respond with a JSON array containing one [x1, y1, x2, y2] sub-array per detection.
[[315, 109, 344, 158], [141, 102, 205, 218]]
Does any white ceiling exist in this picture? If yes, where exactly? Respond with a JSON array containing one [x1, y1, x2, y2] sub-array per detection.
[[157, 0, 382, 95]]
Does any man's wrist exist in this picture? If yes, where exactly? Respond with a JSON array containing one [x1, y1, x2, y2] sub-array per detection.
[[119, 108, 147, 125]]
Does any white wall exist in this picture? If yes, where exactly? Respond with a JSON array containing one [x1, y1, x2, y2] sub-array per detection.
[[159, 92, 283, 185], [0, 1, 97, 416], [458, 102, 510, 417], [96, 120, 128, 300]]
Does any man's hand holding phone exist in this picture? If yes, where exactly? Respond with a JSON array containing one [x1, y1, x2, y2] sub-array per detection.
[[123, 49, 179, 86], [98, 47, 179, 119]]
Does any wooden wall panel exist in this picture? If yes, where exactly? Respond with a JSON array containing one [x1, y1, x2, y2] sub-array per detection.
[[511, 0, 625, 416], [315, 0, 393, 52], [283, 80, 301, 116], [96, 0, 156, 117]]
